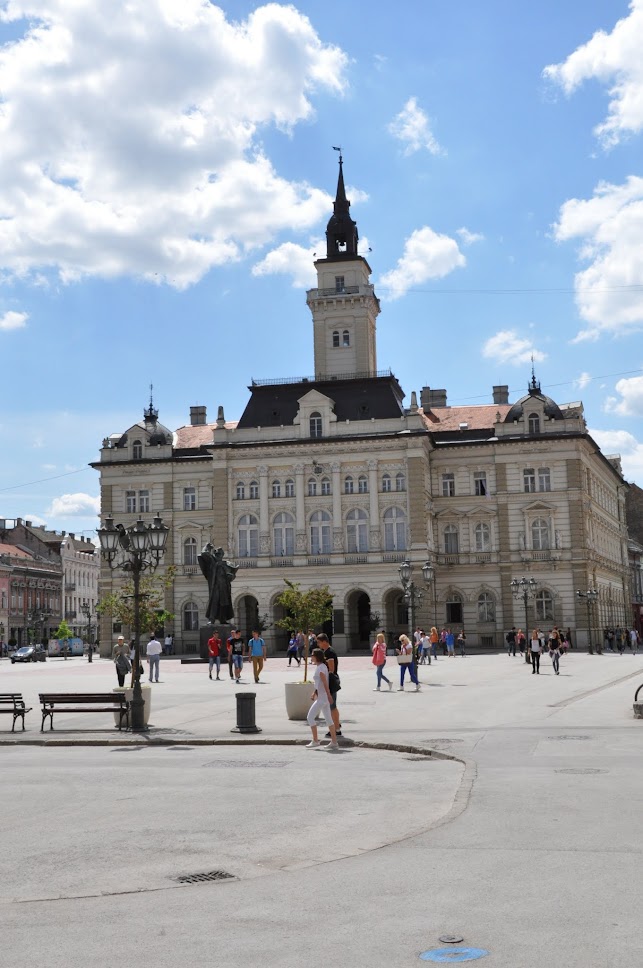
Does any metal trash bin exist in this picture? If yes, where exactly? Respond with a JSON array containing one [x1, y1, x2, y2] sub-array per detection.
[[231, 691, 261, 734]]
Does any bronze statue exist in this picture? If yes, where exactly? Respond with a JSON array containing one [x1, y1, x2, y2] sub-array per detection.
[[198, 544, 237, 624]]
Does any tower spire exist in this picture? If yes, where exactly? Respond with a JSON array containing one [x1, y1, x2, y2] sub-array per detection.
[[144, 382, 158, 423], [326, 147, 358, 258], [528, 355, 541, 394]]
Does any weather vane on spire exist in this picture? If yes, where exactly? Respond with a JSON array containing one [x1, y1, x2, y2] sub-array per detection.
[[144, 382, 158, 422], [332, 144, 343, 164]]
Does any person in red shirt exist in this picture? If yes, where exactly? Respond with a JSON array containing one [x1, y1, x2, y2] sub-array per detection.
[[208, 631, 222, 680]]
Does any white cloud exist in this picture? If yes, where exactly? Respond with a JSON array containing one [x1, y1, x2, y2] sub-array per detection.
[[604, 374, 643, 415], [252, 240, 321, 289], [379, 227, 464, 300], [554, 176, 643, 339], [456, 227, 485, 246], [23, 513, 47, 527], [0, 1, 348, 288], [574, 371, 592, 390], [388, 97, 443, 156], [544, 1, 643, 147], [47, 493, 100, 517], [0, 310, 28, 330], [481, 330, 546, 367], [589, 427, 643, 480]]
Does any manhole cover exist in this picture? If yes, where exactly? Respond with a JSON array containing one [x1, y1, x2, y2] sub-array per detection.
[[174, 870, 235, 884], [202, 760, 289, 768], [439, 935, 464, 945], [548, 735, 591, 741], [555, 768, 607, 775]]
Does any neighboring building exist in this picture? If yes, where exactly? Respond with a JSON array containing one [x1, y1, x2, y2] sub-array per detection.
[[0, 557, 11, 648], [626, 483, 643, 635], [0, 541, 62, 646], [94, 158, 630, 654]]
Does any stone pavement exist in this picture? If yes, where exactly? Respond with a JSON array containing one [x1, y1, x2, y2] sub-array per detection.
[[2, 650, 643, 968]]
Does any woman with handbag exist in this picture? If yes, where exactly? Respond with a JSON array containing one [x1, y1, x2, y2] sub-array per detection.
[[396, 634, 420, 692], [305, 648, 338, 751], [372, 632, 393, 691]]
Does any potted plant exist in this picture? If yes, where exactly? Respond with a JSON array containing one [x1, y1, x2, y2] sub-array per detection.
[[276, 581, 333, 720]]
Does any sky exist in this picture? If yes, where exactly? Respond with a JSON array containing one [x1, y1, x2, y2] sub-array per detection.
[[1, 0, 643, 540]]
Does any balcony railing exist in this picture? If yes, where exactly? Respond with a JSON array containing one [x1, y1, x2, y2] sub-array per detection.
[[307, 556, 331, 567], [180, 565, 199, 576], [271, 558, 293, 567], [237, 559, 257, 568], [345, 554, 368, 565], [381, 553, 406, 563], [64, 583, 76, 591]]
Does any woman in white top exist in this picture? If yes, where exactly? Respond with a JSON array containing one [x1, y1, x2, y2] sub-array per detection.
[[306, 648, 338, 751], [396, 634, 421, 691], [530, 629, 541, 675]]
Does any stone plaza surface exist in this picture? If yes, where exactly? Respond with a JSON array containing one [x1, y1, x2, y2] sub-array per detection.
[[2, 651, 643, 968]]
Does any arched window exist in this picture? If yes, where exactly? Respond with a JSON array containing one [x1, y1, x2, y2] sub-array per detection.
[[535, 590, 554, 621], [308, 478, 317, 497], [477, 592, 495, 622], [271, 480, 281, 498], [446, 592, 463, 624], [273, 512, 294, 556], [285, 479, 295, 498], [132, 440, 143, 460], [238, 514, 258, 557], [310, 510, 331, 555], [332, 331, 340, 348], [395, 473, 406, 492], [342, 329, 350, 346], [249, 481, 259, 499], [344, 475, 354, 495], [474, 522, 491, 552], [183, 537, 197, 566], [183, 602, 199, 631], [358, 474, 368, 494], [346, 508, 368, 553], [531, 518, 550, 551], [310, 412, 323, 438], [236, 482, 245, 500], [444, 524, 459, 554], [321, 477, 331, 496], [528, 412, 540, 435], [382, 473, 391, 493], [383, 507, 406, 551]]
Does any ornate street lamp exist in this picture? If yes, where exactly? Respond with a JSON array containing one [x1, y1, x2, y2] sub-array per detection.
[[510, 577, 538, 663], [81, 598, 93, 663], [97, 513, 170, 731], [398, 559, 434, 639], [577, 588, 600, 655]]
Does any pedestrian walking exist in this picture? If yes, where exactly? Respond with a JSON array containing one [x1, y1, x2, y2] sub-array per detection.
[[516, 629, 526, 655], [616, 628, 625, 654], [549, 634, 561, 675], [446, 628, 455, 657], [208, 630, 221, 679], [440, 628, 448, 656], [565, 627, 573, 650], [372, 632, 393, 690], [457, 629, 466, 657], [229, 629, 245, 683], [305, 648, 338, 750], [248, 630, 266, 683], [317, 633, 341, 738], [396, 634, 420, 691], [287, 635, 301, 666], [226, 629, 236, 679], [420, 629, 432, 665], [113, 635, 131, 687], [506, 627, 516, 656], [630, 628, 640, 653], [430, 626, 439, 661], [530, 629, 541, 674], [296, 630, 306, 662], [146, 634, 162, 682]]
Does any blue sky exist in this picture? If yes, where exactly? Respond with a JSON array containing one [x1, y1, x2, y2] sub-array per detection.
[[0, 0, 642, 538]]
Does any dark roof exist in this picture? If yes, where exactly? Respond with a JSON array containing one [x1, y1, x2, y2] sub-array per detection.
[[505, 376, 564, 423], [236, 375, 405, 429]]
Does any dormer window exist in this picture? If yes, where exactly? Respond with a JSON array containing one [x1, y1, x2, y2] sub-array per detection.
[[310, 412, 323, 438], [332, 331, 340, 348], [528, 412, 541, 435], [132, 440, 143, 460]]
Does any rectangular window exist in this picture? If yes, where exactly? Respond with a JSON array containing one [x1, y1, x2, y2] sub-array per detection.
[[183, 487, 196, 511], [335, 275, 345, 293], [321, 479, 331, 496], [239, 528, 258, 558], [138, 490, 150, 512], [474, 472, 487, 496], [347, 522, 368, 553], [308, 480, 317, 497], [249, 482, 259, 499], [18, 591, 23, 608], [311, 524, 331, 556], [285, 480, 295, 498], [523, 469, 536, 493], [126, 490, 136, 513], [538, 467, 551, 492], [442, 473, 455, 497], [358, 477, 368, 494], [384, 521, 406, 551], [382, 476, 392, 493], [11, 589, 16, 609]]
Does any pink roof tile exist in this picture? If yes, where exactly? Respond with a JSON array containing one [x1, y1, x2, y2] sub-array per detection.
[[423, 404, 512, 431], [0, 542, 32, 558]]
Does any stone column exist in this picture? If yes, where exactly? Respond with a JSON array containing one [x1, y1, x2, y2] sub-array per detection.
[[295, 464, 306, 553], [368, 459, 380, 550], [258, 465, 270, 555], [332, 462, 343, 551]]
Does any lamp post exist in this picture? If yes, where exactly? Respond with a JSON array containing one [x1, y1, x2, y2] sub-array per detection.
[[81, 599, 93, 662], [27, 608, 49, 648], [398, 559, 434, 639], [510, 577, 538, 663], [97, 513, 169, 731], [577, 589, 600, 655], [0, 622, 4, 658]]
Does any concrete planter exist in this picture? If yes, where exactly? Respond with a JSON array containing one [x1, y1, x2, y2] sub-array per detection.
[[633, 702, 643, 719], [113, 685, 152, 727], [285, 680, 314, 721]]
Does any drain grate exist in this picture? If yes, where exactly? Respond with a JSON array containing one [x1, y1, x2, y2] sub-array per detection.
[[555, 768, 607, 775], [174, 870, 235, 884], [202, 760, 288, 769]]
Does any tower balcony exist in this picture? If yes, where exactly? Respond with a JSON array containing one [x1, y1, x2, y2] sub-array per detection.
[[306, 283, 375, 301]]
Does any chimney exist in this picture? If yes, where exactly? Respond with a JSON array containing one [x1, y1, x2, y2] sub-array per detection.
[[70, 532, 75, 539], [420, 386, 448, 410], [26, 520, 32, 527], [190, 405, 207, 426], [493, 385, 509, 405], [216, 405, 226, 429], [410, 390, 418, 410]]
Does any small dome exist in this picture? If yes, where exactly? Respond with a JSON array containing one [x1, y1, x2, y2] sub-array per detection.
[[504, 376, 563, 423]]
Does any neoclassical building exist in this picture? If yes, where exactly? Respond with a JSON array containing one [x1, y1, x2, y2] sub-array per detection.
[[95, 159, 630, 653]]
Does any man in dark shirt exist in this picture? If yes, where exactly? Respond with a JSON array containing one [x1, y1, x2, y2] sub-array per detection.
[[506, 627, 516, 656], [316, 632, 341, 738], [230, 629, 245, 683]]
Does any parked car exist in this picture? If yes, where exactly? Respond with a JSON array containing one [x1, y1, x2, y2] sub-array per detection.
[[10, 646, 47, 663]]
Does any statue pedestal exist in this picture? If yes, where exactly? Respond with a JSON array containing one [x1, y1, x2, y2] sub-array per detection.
[[200, 624, 233, 660]]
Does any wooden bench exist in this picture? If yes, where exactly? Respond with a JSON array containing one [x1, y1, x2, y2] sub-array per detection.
[[0, 693, 32, 732], [39, 693, 130, 732]]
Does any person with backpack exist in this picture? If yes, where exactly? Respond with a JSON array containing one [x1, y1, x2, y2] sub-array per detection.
[[372, 632, 393, 691], [506, 627, 516, 656], [317, 633, 341, 738]]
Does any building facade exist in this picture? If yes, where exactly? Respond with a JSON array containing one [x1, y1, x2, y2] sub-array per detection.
[[95, 159, 630, 654]]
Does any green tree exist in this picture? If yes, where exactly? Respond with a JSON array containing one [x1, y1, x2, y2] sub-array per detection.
[[275, 580, 333, 682], [52, 619, 74, 641], [96, 567, 176, 637]]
